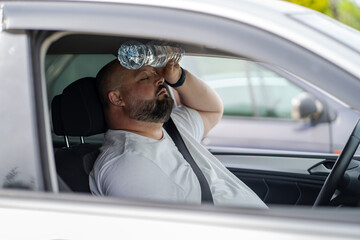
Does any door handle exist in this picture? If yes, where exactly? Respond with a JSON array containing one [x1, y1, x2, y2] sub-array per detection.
[[309, 160, 358, 175], [308, 163, 331, 175]]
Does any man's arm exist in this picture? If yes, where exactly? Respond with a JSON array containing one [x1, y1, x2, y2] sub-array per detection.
[[163, 61, 223, 137]]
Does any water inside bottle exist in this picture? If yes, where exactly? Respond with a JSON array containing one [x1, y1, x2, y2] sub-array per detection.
[[118, 40, 185, 69]]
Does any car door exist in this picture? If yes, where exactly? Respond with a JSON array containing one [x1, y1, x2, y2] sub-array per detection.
[[213, 150, 334, 206], [181, 55, 359, 206], [1, 2, 360, 240]]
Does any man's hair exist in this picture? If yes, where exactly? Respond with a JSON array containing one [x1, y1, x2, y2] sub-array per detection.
[[96, 59, 119, 108]]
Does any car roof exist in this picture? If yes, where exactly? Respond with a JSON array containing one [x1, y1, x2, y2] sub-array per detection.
[[3, 0, 360, 110], [4, 0, 359, 66]]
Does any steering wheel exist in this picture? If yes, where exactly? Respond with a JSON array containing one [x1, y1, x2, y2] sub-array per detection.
[[313, 119, 360, 206]]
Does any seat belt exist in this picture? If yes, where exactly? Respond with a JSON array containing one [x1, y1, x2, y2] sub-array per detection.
[[164, 117, 214, 204]]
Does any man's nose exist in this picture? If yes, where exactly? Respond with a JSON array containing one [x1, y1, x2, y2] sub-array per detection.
[[154, 74, 165, 86]]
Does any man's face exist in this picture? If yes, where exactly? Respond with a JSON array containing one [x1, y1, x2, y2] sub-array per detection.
[[116, 65, 174, 123]]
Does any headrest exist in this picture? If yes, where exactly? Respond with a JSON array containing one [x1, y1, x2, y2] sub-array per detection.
[[52, 95, 65, 135], [51, 77, 107, 137]]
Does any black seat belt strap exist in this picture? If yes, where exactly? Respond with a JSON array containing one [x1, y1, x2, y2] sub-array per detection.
[[164, 117, 214, 204]]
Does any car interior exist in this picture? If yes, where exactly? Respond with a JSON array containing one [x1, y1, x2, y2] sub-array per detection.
[[46, 33, 360, 207], [51, 77, 105, 192]]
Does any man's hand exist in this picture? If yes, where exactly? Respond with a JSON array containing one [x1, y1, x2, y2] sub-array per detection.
[[159, 61, 224, 138], [158, 60, 182, 85]]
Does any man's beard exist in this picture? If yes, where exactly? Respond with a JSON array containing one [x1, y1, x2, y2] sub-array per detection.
[[126, 85, 174, 123]]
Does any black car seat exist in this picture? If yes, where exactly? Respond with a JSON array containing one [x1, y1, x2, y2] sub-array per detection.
[[51, 77, 107, 193]]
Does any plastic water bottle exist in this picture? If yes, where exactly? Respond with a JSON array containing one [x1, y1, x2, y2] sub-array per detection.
[[118, 40, 185, 70]]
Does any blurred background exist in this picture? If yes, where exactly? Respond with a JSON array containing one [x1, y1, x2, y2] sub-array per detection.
[[284, 0, 360, 30]]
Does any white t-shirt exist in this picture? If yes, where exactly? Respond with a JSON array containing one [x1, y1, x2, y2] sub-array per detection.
[[89, 106, 267, 209]]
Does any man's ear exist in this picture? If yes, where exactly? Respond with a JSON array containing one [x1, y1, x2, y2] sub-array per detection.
[[108, 90, 125, 107]]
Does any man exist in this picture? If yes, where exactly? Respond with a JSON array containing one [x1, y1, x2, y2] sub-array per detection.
[[89, 59, 267, 208]]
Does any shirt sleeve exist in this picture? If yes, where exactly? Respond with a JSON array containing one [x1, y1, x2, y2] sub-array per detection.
[[170, 106, 204, 142], [99, 152, 186, 203]]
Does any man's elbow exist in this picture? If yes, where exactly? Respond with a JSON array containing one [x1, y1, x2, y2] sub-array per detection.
[[201, 108, 223, 137], [214, 97, 224, 124], [213, 107, 223, 127]]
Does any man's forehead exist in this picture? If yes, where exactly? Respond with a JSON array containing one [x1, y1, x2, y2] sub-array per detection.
[[136, 65, 156, 73], [120, 64, 152, 72], [129, 66, 159, 78]]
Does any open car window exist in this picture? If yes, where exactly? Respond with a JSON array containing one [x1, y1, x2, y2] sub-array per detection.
[[46, 54, 115, 103], [47, 54, 307, 122], [181, 56, 305, 119], [48, 52, 333, 154]]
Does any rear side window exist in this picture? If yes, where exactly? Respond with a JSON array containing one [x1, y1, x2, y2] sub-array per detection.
[[46, 54, 115, 102]]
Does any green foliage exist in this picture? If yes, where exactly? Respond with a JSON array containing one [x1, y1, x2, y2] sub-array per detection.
[[338, 0, 360, 30], [286, 0, 330, 14], [284, 0, 360, 31]]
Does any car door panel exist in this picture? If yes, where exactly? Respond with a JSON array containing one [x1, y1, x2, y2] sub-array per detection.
[[230, 169, 324, 205], [212, 152, 330, 205]]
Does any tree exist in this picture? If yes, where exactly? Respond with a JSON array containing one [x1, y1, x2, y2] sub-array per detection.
[[286, 0, 331, 14], [338, 0, 360, 30], [284, 0, 360, 30]]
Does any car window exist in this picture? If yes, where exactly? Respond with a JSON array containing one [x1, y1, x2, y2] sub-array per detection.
[[46, 54, 115, 102], [47, 54, 305, 121], [248, 62, 304, 119], [181, 55, 305, 119], [47, 53, 335, 155]]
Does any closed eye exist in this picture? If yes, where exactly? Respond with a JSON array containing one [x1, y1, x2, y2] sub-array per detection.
[[138, 73, 150, 81], [138, 69, 158, 81]]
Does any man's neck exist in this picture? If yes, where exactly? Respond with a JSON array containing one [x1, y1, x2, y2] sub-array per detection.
[[122, 121, 164, 140], [108, 117, 164, 140]]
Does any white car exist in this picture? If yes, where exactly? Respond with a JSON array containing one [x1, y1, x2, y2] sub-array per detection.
[[1, 0, 360, 239]]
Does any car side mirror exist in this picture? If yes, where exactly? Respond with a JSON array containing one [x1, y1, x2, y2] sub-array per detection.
[[291, 92, 323, 120]]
